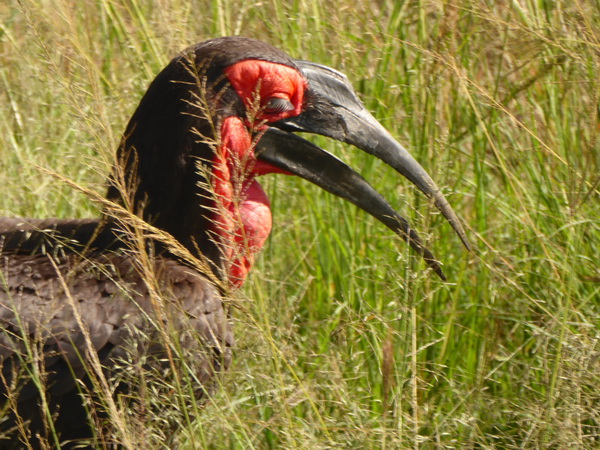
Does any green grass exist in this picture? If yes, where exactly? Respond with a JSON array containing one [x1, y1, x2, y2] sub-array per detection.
[[1, 0, 599, 448]]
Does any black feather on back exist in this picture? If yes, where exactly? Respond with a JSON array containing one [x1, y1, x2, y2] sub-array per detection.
[[0, 36, 299, 448], [0, 217, 233, 448]]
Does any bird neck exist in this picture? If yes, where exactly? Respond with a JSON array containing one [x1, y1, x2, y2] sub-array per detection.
[[104, 60, 229, 281], [106, 88, 281, 288]]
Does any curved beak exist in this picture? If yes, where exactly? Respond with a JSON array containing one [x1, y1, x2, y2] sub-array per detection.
[[256, 129, 447, 279], [256, 60, 470, 280]]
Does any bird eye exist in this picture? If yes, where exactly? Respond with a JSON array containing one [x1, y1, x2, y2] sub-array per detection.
[[264, 97, 295, 114]]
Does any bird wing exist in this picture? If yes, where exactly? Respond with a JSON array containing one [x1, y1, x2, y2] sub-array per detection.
[[0, 218, 232, 441]]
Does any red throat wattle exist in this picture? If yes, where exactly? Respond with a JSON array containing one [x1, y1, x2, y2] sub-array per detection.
[[213, 60, 306, 288]]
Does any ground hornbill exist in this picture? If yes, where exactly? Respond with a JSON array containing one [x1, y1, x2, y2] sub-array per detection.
[[0, 37, 469, 448]]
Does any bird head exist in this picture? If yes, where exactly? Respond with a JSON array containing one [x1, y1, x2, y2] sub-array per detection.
[[108, 37, 469, 287]]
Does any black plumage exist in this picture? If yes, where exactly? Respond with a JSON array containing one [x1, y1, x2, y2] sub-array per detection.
[[0, 218, 232, 448]]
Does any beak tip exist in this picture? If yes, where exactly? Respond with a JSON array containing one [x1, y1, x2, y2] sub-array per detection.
[[426, 256, 447, 281]]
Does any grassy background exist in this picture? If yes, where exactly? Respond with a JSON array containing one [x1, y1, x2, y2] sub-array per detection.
[[1, 0, 599, 448]]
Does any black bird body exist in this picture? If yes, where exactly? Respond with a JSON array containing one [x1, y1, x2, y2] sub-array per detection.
[[0, 37, 468, 447]]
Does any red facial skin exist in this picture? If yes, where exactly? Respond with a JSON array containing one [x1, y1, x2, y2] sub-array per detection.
[[214, 60, 306, 287]]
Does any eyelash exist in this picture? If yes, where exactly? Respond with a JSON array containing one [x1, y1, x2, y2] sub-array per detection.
[[263, 97, 294, 114]]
